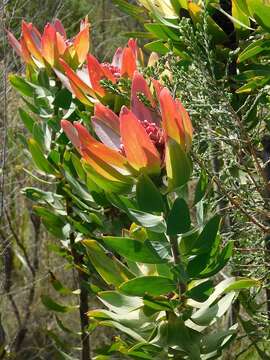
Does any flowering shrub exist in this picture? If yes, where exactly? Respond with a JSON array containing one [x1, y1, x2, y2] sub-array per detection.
[[8, 14, 259, 360]]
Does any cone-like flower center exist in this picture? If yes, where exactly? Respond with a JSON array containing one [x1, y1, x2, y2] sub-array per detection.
[[102, 62, 121, 78], [141, 120, 164, 149], [119, 119, 164, 158]]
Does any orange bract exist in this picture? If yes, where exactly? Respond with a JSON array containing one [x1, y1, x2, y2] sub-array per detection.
[[7, 17, 90, 69]]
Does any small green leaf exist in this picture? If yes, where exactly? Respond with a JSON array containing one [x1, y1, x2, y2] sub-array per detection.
[[194, 170, 208, 205], [53, 88, 73, 109], [187, 280, 214, 302], [144, 40, 169, 55], [119, 276, 176, 296], [192, 215, 221, 255], [136, 174, 164, 212], [168, 315, 201, 359], [191, 292, 236, 326], [19, 108, 34, 133], [224, 278, 260, 292], [28, 138, 56, 174], [70, 153, 85, 181], [41, 295, 77, 313], [112, 0, 145, 20], [9, 74, 34, 97], [84, 240, 134, 286], [166, 139, 192, 191], [247, 0, 270, 31], [201, 324, 237, 355], [33, 206, 69, 239], [167, 197, 190, 235], [49, 272, 72, 295], [145, 23, 180, 41], [188, 242, 233, 279], [98, 291, 143, 313], [128, 209, 166, 233], [238, 39, 270, 63], [102, 236, 166, 264]]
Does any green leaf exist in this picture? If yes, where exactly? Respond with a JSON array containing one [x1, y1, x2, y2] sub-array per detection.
[[53, 88, 72, 109], [136, 174, 164, 213], [145, 23, 180, 41], [167, 315, 201, 359], [187, 280, 214, 302], [119, 276, 176, 296], [106, 192, 136, 212], [238, 39, 270, 63], [112, 0, 145, 20], [167, 197, 190, 235], [194, 170, 208, 205], [236, 76, 270, 93], [19, 108, 44, 146], [128, 209, 166, 233], [70, 153, 85, 181], [84, 240, 134, 286], [41, 295, 78, 313], [102, 236, 167, 264], [97, 320, 145, 342], [64, 170, 97, 207], [201, 324, 237, 355], [83, 162, 133, 194], [232, 0, 250, 30], [144, 40, 169, 55], [123, 31, 156, 39], [33, 206, 69, 239], [28, 138, 56, 174], [143, 294, 175, 311], [187, 241, 233, 279], [247, 0, 270, 31], [166, 139, 192, 191], [98, 291, 143, 313], [9, 74, 34, 97], [191, 292, 236, 326], [49, 272, 72, 295], [191, 215, 221, 255], [18, 108, 34, 133], [55, 315, 80, 335], [223, 278, 260, 292]]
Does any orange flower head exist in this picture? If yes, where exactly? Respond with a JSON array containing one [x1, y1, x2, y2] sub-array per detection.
[[61, 72, 193, 186], [7, 17, 90, 69]]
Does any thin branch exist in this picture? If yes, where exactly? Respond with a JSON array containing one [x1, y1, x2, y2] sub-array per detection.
[[193, 153, 269, 233]]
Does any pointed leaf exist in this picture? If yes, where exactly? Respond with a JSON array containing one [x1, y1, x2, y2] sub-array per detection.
[[165, 139, 192, 190], [28, 138, 56, 174], [102, 236, 166, 264], [119, 276, 176, 296], [136, 174, 164, 212], [83, 240, 134, 286], [167, 197, 190, 235], [128, 209, 166, 233], [41, 295, 78, 313]]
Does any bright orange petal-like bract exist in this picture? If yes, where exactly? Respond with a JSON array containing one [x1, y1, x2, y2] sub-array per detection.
[[120, 106, 161, 173], [159, 88, 192, 151]]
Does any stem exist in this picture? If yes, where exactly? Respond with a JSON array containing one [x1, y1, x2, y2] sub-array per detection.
[[70, 229, 91, 360], [78, 271, 91, 360], [169, 235, 186, 297]]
